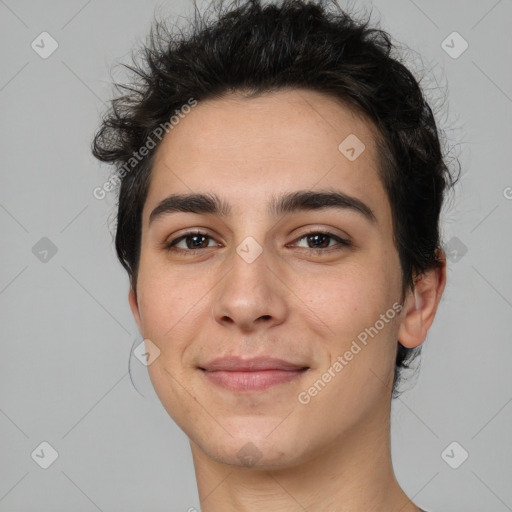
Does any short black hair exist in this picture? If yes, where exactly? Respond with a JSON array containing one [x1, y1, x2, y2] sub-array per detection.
[[92, 0, 459, 397]]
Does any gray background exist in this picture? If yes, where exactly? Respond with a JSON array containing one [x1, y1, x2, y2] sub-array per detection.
[[1, 0, 511, 510]]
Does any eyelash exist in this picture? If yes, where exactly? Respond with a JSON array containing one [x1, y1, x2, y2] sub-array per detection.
[[163, 229, 351, 256]]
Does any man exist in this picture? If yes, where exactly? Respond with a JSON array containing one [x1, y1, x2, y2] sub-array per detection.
[[92, 1, 455, 510]]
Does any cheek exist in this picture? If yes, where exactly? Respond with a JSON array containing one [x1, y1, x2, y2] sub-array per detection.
[[134, 253, 232, 382], [294, 264, 401, 419], [293, 252, 401, 340], [292, 251, 403, 401], [135, 263, 209, 423], [136, 250, 208, 327]]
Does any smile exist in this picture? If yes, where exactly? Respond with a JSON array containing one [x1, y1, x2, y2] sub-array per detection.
[[199, 357, 310, 391]]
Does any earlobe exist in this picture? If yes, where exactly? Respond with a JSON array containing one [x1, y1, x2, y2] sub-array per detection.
[[128, 287, 142, 334], [397, 253, 446, 349]]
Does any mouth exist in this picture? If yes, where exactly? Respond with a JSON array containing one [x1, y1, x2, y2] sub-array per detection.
[[199, 357, 310, 392]]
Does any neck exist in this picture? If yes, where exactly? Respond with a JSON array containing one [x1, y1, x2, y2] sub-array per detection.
[[190, 411, 420, 512]]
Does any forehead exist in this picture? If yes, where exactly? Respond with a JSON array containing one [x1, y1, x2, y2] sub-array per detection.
[[145, 88, 389, 224]]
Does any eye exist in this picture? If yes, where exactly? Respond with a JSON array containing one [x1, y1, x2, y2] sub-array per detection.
[[163, 229, 351, 256], [290, 230, 351, 252], [164, 230, 218, 254]]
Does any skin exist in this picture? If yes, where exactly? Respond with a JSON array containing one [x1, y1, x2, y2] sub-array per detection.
[[128, 89, 446, 511]]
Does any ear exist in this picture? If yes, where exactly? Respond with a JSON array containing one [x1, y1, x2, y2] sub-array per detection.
[[128, 286, 142, 334], [397, 250, 446, 349]]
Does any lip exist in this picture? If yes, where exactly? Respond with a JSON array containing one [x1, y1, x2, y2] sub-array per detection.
[[200, 356, 308, 372], [199, 357, 309, 391]]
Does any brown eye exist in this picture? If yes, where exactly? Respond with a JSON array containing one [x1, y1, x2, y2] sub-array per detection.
[[292, 231, 351, 252], [164, 230, 218, 254]]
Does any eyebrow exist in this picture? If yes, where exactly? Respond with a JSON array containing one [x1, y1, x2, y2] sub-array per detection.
[[148, 189, 376, 225]]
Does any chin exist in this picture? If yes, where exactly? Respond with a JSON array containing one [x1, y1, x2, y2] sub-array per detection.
[[200, 437, 302, 470], [189, 416, 315, 470]]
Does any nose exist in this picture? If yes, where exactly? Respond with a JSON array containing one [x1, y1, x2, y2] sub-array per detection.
[[210, 244, 289, 333]]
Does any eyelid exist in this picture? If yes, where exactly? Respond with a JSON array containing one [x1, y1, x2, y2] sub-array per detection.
[[162, 229, 217, 251], [288, 228, 352, 251]]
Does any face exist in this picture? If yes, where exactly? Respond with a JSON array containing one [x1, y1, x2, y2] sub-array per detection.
[[129, 89, 409, 469]]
